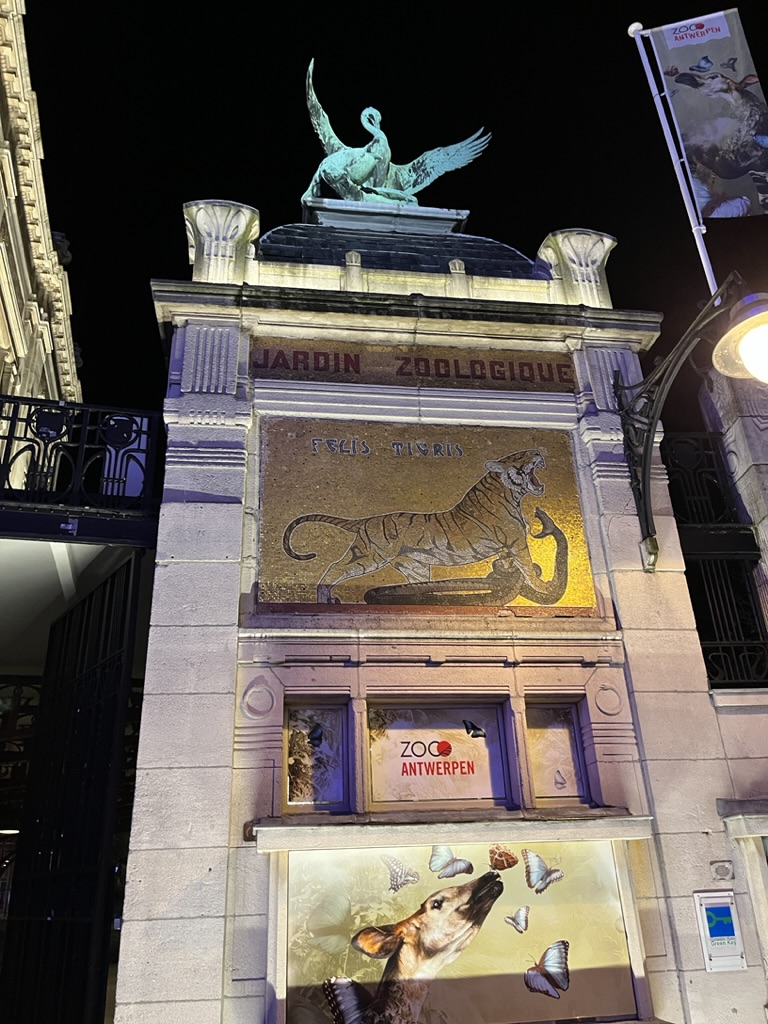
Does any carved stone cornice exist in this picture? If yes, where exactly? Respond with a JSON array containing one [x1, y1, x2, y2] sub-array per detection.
[[151, 279, 663, 350], [0, 3, 79, 400]]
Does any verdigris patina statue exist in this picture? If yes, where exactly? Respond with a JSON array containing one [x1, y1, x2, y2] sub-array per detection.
[[302, 59, 491, 205]]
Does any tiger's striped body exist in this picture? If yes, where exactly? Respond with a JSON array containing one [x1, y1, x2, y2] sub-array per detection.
[[282, 450, 548, 603]]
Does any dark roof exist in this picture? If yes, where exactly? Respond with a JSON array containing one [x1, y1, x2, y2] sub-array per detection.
[[257, 223, 543, 280]]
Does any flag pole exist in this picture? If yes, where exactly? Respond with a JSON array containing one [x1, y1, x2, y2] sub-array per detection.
[[628, 22, 719, 296]]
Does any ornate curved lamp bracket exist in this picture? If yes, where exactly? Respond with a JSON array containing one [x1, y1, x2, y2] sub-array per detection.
[[613, 271, 747, 572]]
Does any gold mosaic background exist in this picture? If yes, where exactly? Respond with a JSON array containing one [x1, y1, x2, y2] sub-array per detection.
[[259, 418, 595, 608]]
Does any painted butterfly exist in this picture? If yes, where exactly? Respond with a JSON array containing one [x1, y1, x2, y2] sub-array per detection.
[[689, 55, 713, 73], [306, 892, 352, 955], [429, 845, 474, 878], [504, 905, 529, 933], [522, 849, 564, 894], [463, 719, 486, 739], [308, 723, 324, 748], [489, 843, 518, 871], [721, 57, 737, 72], [324, 977, 373, 1024], [381, 854, 420, 892], [524, 940, 570, 999]]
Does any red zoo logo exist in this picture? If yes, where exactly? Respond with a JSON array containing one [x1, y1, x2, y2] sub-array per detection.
[[672, 22, 706, 32], [400, 739, 452, 758]]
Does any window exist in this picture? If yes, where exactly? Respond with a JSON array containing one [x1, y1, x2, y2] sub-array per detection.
[[367, 704, 512, 811], [282, 698, 598, 815], [525, 702, 590, 806], [284, 704, 349, 812]]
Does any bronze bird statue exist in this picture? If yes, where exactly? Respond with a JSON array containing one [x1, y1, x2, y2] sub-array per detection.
[[302, 59, 491, 205]]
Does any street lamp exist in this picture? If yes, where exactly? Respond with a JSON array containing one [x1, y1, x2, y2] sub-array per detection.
[[614, 272, 768, 572]]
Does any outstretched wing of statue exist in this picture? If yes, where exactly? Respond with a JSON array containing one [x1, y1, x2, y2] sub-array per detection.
[[306, 58, 345, 156], [386, 128, 491, 196]]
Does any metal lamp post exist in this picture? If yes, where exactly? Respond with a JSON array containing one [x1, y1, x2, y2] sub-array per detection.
[[614, 272, 768, 571]]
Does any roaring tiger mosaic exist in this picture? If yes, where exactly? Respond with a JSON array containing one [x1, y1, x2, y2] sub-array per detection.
[[282, 449, 563, 604]]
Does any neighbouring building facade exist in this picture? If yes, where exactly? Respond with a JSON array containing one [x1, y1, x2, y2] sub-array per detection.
[[0, 7, 161, 1021], [113, 194, 768, 1024], [0, 3, 78, 403]]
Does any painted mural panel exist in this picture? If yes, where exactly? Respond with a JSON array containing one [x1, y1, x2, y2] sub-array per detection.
[[258, 419, 595, 609], [368, 706, 507, 805], [286, 840, 636, 1024]]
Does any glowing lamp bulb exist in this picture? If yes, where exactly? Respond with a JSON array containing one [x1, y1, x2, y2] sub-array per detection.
[[738, 323, 768, 383], [712, 293, 768, 381]]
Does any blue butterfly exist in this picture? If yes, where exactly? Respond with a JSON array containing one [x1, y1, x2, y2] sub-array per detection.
[[524, 940, 570, 999], [429, 845, 474, 878], [522, 849, 564, 894], [689, 56, 713, 73], [504, 905, 529, 933], [308, 723, 324, 748]]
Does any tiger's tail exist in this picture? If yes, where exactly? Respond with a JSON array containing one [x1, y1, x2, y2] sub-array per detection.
[[282, 514, 361, 560]]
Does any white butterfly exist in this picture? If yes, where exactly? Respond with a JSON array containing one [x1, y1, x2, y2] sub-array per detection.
[[381, 854, 419, 892], [306, 892, 352, 955], [524, 939, 570, 999], [504, 905, 529, 933], [429, 845, 474, 879], [522, 849, 564, 894]]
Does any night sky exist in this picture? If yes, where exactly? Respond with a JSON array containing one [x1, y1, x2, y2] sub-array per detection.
[[21, 4, 768, 429]]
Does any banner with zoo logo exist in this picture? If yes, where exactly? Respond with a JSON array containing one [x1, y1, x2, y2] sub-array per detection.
[[648, 10, 768, 217], [286, 840, 636, 1024], [367, 706, 507, 806], [258, 419, 595, 610]]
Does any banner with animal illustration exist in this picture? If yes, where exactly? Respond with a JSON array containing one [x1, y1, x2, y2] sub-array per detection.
[[257, 419, 595, 610], [286, 840, 636, 1024], [648, 10, 768, 217]]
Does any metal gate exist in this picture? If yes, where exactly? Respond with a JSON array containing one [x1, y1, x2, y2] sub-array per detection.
[[0, 554, 141, 1023]]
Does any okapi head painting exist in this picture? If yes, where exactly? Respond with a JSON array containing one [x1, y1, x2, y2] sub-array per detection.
[[324, 872, 504, 1024]]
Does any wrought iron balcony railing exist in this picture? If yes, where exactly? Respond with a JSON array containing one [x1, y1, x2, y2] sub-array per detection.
[[0, 394, 163, 517]]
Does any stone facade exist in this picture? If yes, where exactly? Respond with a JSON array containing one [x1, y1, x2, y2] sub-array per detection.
[[0, 2, 79, 402], [115, 200, 768, 1024]]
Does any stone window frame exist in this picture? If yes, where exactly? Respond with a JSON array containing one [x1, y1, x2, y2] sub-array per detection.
[[524, 699, 593, 808]]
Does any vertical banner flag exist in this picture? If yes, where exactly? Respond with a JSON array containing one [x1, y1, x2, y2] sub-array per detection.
[[648, 10, 768, 217]]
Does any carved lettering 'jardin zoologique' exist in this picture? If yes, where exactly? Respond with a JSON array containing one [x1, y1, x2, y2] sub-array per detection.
[[251, 342, 575, 391]]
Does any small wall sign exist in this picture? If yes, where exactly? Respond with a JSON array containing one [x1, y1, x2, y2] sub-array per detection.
[[693, 890, 747, 972]]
